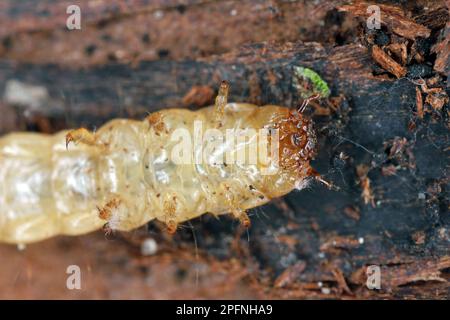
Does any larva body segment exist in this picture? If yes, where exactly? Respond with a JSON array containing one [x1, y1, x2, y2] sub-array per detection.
[[0, 131, 105, 243], [0, 87, 318, 244]]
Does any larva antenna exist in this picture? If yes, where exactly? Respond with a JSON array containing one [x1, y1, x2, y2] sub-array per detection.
[[214, 80, 230, 124], [217, 80, 229, 101], [307, 167, 341, 191], [298, 93, 320, 113], [215, 80, 229, 109]]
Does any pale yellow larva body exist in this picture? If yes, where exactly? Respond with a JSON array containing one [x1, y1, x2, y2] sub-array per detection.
[[0, 94, 317, 244]]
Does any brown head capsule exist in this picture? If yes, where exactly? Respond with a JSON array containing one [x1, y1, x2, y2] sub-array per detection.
[[275, 109, 317, 172]]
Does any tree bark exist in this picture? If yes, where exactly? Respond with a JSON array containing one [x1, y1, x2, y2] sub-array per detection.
[[0, 0, 448, 299]]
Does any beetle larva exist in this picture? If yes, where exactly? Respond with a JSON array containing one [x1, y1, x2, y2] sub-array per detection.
[[0, 81, 328, 244]]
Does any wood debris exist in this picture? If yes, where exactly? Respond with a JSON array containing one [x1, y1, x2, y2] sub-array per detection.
[[343, 205, 361, 221], [416, 86, 424, 119], [426, 91, 449, 111], [356, 164, 375, 207], [276, 235, 299, 250], [412, 231, 426, 245], [414, 78, 449, 114], [388, 137, 408, 158], [371, 45, 406, 78], [384, 137, 416, 170], [320, 235, 362, 252], [381, 164, 397, 176], [182, 85, 215, 107], [386, 42, 408, 66], [331, 267, 353, 295], [339, 2, 431, 40], [350, 257, 450, 290], [432, 17, 450, 74], [274, 261, 307, 288]]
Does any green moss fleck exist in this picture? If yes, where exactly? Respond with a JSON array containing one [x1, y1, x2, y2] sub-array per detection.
[[293, 66, 330, 99]]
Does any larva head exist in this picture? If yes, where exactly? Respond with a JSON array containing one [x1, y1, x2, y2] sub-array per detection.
[[275, 110, 317, 171]]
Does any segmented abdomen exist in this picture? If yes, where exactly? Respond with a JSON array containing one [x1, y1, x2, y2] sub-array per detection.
[[0, 131, 104, 243]]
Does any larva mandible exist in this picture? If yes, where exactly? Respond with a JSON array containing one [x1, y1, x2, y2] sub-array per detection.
[[0, 79, 331, 245]]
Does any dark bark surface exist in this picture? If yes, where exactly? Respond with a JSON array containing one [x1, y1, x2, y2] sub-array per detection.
[[0, 0, 448, 299]]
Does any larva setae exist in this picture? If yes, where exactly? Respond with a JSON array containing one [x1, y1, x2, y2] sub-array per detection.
[[0, 81, 329, 244]]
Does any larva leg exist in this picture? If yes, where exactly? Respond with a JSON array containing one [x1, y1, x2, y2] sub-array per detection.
[[146, 111, 166, 136], [97, 197, 122, 234], [97, 197, 121, 221], [231, 209, 251, 228], [163, 195, 178, 234], [221, 182, 251, 228], [65, 128, 97, 149], [96, 196, 140, 232], [214, 80, 229, 123]]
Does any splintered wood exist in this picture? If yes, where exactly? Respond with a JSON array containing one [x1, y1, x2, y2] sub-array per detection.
[[416, 86, 424, 119], [339, 2, 431, 40], [371, 45, 406, 78], [350, 257, 450, 291]]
